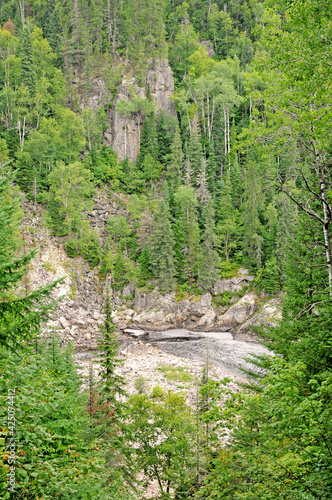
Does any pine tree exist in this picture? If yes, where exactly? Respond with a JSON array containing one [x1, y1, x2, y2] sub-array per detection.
[[173, 218, 185, 282], [197, 201, 220, 292], [41, 0, 61, 55], [20, 25, 36, 94], [265, 211, 332, 374], [149, 200, 176, 291], [97, 286, 124, 402]]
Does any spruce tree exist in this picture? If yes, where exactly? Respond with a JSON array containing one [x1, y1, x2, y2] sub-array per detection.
[[97, 286, 124, 403], [217, 170, 239, 260], [197, 201, 220, 292], [174, 185, 200, 284], [262, 257, 280, 294], [184, 157, 193, 186], [156, 111, 173, 164], [136, 112, 158, 169], [149, 200, 176, 291], [242, 154, 263, 268], [167, 124, 184, 188], [230, 154, 242, 209], [20, 25, 36, 94], [184, 212, 201, 284]]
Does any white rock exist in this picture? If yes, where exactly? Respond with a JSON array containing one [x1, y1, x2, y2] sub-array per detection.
[[59, 317, 69, 328]]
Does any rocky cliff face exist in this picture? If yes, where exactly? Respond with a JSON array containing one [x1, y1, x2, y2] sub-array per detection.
[[23, 197, 281, 348], [112, 279, 281, 337], [81, 60, 176, 163]]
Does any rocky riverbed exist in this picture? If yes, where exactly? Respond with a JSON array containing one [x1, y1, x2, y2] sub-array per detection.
[[144, 329, 270, 378], [75, 328, 271, 389]]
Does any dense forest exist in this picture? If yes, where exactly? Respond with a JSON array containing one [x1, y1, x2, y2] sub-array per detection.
[[0, 0, 332, 498]]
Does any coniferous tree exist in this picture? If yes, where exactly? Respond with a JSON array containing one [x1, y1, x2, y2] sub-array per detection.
[[196, 158, 210, 205], [242, 154, 263, 268], [184, 212, 201, 284], [173, 185, 200, 283], [98, 286, 124, 403], [156, 111, 173, 164], [217, 170, 239, 261], [167, 124, 183, 187], [184, 157, 193, 186], [197, 200, 219, 292], [187, 114, 203, 183], [41, 0, 61, 55], [136, 112, 158, 169], [230, 154, 242, 209], [261, 257, 280, 294], [149, 199, 176, 291], [20, 25, 36, 94]]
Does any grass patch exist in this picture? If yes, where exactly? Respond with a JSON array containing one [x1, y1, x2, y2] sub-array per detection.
[[157, 364, 194, 383], [42, 261, 56, 274]]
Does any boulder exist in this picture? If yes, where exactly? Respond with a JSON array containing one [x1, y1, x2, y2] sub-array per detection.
[[122, 281, 136, 297], [215, 292, 258, 331], [59, 317, 69, 328], [213, 272, 254, 295], [235, 298, 282, 339], [123, 328, 147, 339]]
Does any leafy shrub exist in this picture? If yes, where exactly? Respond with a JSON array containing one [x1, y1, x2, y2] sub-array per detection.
[[135, 376, 148, 394], [151, 384, 164, 398]]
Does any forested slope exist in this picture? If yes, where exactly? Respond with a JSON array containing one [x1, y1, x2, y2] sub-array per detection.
[[0, 0, 332, 498]]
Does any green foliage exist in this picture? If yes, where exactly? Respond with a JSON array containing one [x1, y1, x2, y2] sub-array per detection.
[[20, 25, 36, 94], [122, 0, 167, 80], [1, 2, 332, 498], [0, 342, 115, 499], [97, 286, 124, 403], [88, 147, 123, 186], [134, 375, 148, 394], [138, 247, 152, 285], [48, 161, 94, 236], [0, 170, 61, 351], [149, 199, 176, 292], [65, 229, 102, 267], [198, 359, 332, 500], [197, 201, 220, 292], [213, 291, 233, 307], [122, 390, 197, 497]]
